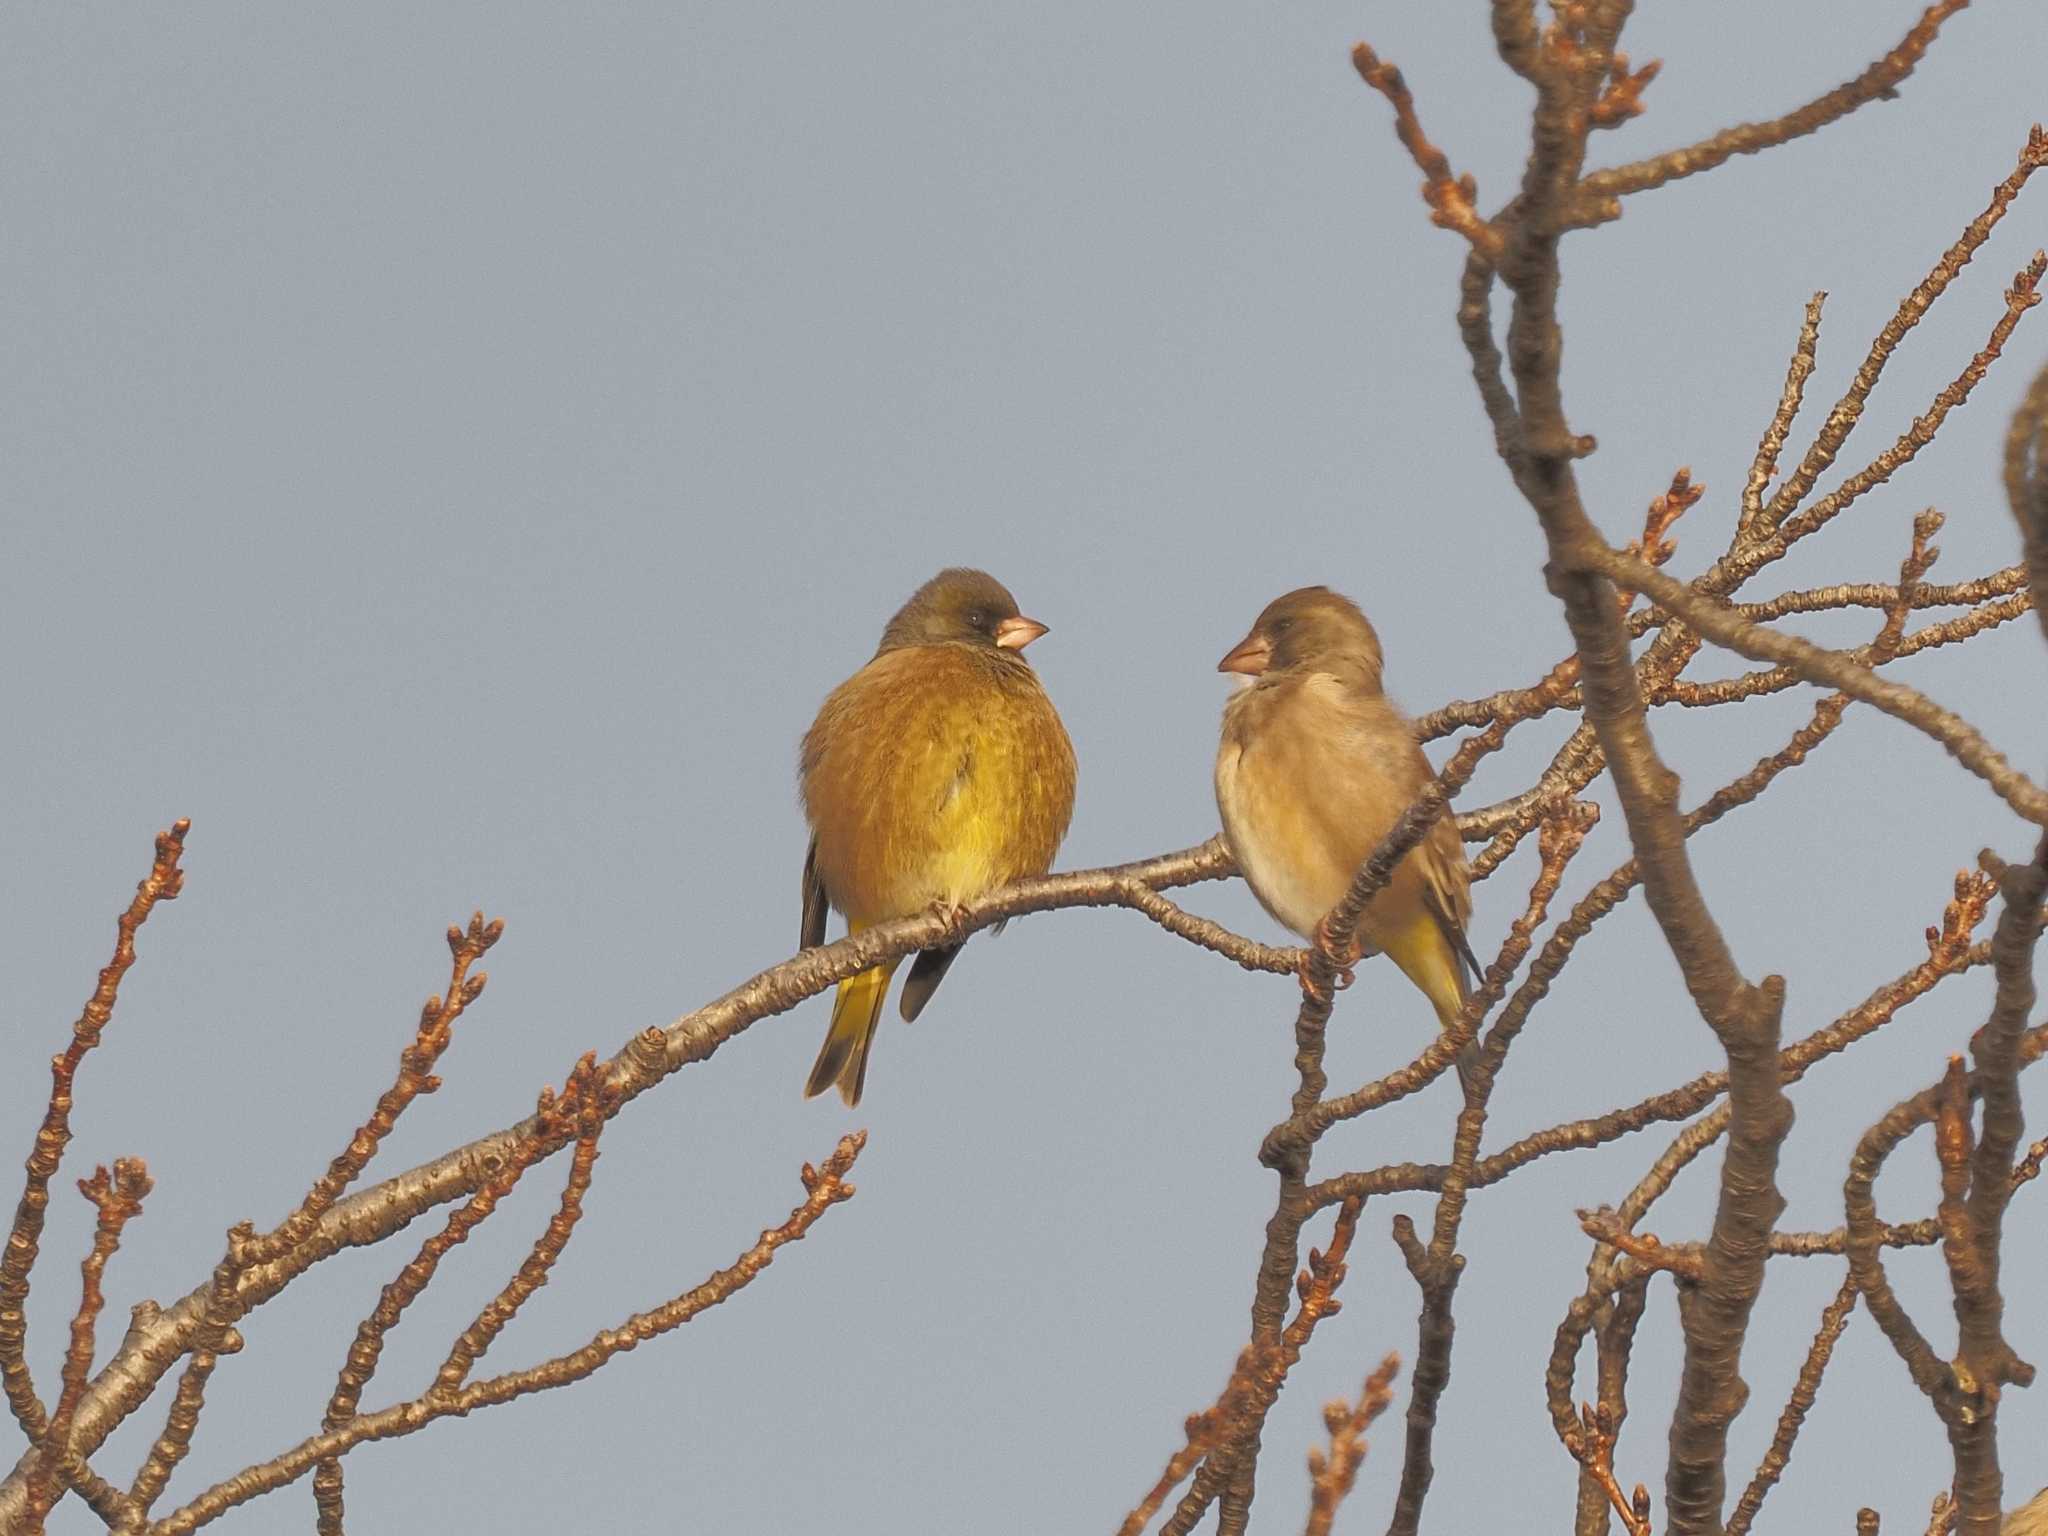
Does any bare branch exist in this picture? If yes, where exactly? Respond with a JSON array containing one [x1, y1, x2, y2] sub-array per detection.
[[1301, 1353, 1400, 1536], [1119, 1419, 1220, 1536], [1724, 1272, 1860, 1536], [1351, 44, 1504, 262], [1475, 17, 1798, 1527], [0, 821, 186, 1444], [4, 20, 2039, 1529], [1838, 1015, 2048, 1536], [1386, 809, 1596, 1534], [248, 911, 505, 1273], [1663, 593, 2033, 710], [434, 1063, 618, 1393], [1580, 1273, 1652, 1536], [1150, 1200, 1364, 1536], [1945, 839, 2048, 1531], [128, 911, 509, 1519], [1419, 564, 2029, 742], [1580, 544, 2048, 827], [1487, 867, 1998, 1183], [1575, 2, 1975, 218], [1383, 1215, 1464, 1536], [1312, 804, 1595, 1138], [1562, 1399, 1653, 1536], [1740, 293, 1828, 534], [0, 840, 1259, 1521], [152, 1134, 864, 1535], [307, 1056, 597, 1534], [1577, 1209, 1704, 1282], [21, 1161, 152, 1534], [1773, 253, 2046, 548]]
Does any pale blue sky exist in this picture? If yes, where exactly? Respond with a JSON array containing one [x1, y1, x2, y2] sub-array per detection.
[[5, 4, 2047, 1531]]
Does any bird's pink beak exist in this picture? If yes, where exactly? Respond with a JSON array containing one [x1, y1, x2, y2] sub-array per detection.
[[1217, 633, 1272, 676], [995, 614, 1049, 651]]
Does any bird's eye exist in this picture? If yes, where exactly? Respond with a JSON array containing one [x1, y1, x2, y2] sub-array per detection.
[[1271, 617, 1294, 634], [968, 610, 990, 630]]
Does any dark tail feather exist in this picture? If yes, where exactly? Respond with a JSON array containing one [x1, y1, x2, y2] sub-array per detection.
[[1453, 1038, 1484, 1099], [899, 943, 963, 1023], [1443, 933, 1484, 1099]]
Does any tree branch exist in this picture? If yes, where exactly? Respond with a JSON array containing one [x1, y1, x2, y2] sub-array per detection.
[[21, 1161, 152, 1534], [1578, 544, 2048, 827], [1573, 2, 1974, 221], [0, 822, 186, 1445], [150, 1134, 864, 1535], [0, 840, 1265, 1523]]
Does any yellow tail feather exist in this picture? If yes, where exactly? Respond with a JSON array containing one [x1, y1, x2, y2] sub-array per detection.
[[804, 941, 899, 1106], [1380, 914, 1466, 1027], [1380, 913, 1480, 1092]]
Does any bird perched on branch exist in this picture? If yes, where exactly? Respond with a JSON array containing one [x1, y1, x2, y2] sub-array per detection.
[[1213, 586, 1478, 1070], [798, 568, 1076, 1106]]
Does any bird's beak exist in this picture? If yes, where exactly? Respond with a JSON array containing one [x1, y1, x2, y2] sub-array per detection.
[[995, 614, 1049, 651], [1217, 632, 1272, 676]]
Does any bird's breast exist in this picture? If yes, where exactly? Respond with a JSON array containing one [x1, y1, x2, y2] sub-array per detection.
[[803, 649, 1075, 921], [1215, 730, 1350, 939]]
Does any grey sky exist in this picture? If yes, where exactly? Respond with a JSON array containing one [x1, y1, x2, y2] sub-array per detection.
[[5, 4, 2047, 1531]]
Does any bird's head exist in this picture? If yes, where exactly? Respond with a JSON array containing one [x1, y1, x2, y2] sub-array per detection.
[[1218, 586, 1383, 683], [878, 567, 1048, 655]]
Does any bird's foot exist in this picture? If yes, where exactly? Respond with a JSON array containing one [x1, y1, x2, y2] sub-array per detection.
[[925, 897, 973, 941], [1298, 916, 1357, 1001]]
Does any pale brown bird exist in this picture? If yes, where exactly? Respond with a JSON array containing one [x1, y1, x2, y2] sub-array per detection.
[[1214, 587, 1478, 1059], [798, 568, 1077, 1106], [2005, 1488, 2048, 1535]]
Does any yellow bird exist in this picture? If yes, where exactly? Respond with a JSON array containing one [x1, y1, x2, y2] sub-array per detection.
[[799, 568, 1077, 1105], [1213, 587, 1478, 1053]]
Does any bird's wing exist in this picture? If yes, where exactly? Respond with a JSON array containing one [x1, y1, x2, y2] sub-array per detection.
[[800, 835, 828, 950], [1301, 673, 1479, 982], [1417, 813, 1480, 987]]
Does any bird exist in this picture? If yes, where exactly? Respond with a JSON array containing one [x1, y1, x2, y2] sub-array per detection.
[[1213, 586, 1479, 1069], [2004, 1487, 2048, 1536], [798, 567, 1077, 1106]]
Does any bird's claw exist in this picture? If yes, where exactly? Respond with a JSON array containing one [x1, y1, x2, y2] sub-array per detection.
[[925, 897, 972, 939], [1296, 950, 1354, 1002], [1297, 916, 1357, 1000]]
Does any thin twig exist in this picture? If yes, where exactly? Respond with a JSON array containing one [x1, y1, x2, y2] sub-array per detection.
[[1121, 1200, 1364, 1536], [433, 1063, 620, 1394], [1574, 2, 1975, 221], [1311, 866, 2007, 1217], [1301, 1353, 1400, 1536], [1740, 293, 1827, 535], [0, 821, 186, 1443], [1385, 809, 1596, 1535], [246, 912, 505, 1271], [1724, 1272, 1860, 1536], [152, 1134, 866, 1535], [1351, 44, 1504, 262], [308, 1056, 596, 1533], [21, 1161, 152, 1533], [1774, 252, 2046, 549], [128, 911, 507, 1519], [1577, 1209, 1704, 1282], [0, 840, 1261, 1524], [1561, 1399, 1652, 1536], [1578, 544, 2048, 828]]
